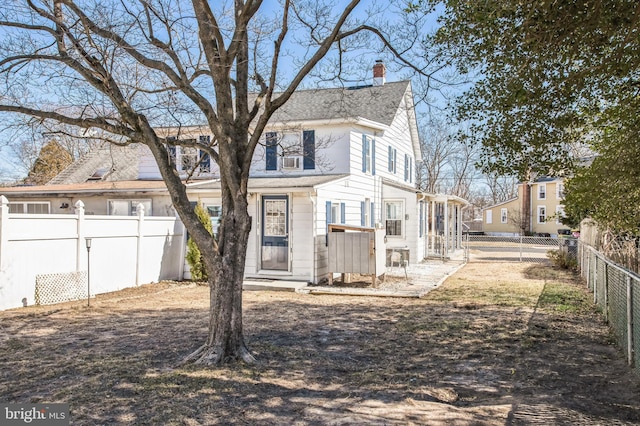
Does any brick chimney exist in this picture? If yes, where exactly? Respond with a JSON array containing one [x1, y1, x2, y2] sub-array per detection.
[[373, 60, 386, 86]]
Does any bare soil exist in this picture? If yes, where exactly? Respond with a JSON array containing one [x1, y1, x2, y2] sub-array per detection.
[[1, 262, 639, 425]]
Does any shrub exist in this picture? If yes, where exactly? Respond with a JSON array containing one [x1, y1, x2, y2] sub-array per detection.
[[547, 249, 578, 270], [185, 203, 213, 282]]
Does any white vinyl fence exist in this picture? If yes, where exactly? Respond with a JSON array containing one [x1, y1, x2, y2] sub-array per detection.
[[0, 196, 185, 311]]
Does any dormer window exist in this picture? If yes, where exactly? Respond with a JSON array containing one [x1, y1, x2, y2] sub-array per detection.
[[166, 137, 212, 176]]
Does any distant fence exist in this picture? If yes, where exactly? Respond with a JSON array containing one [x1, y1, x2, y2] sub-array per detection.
[[0, 196, 185, 311], [464, 235, 576, 264], [578, 241, 639, 371]]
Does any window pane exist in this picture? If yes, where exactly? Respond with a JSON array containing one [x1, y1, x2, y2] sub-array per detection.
[[109, 200, 130, 216], [264, 200, 286, 236], [8, 203, 24, 213], [27, 203, 49, 214]]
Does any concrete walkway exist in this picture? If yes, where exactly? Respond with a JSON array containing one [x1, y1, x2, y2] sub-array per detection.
[[243, 258, 467, 298]]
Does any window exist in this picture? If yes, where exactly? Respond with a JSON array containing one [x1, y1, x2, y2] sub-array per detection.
[[486, 210, 493, 224], [265, 131, 315, 171], [388, 146, 397, 173], [206, 205, 222, 236], [362, 198, 371, 227], [501, 208, 508, 224], [556, 205, 565, 225], [8, 202, 50, 214], [556, 182, 565, 199], [537, 206, 547, 224], [538, 183, 547, 200], [362, 135, 375, 174], [108, 199, 152, 216], [385, 201, 403, 236], [167, 137, 212, 175], [265, 200, 287, 236]]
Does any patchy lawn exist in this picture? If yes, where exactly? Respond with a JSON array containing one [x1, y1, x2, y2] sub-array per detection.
[[1, 263, 639, 425]]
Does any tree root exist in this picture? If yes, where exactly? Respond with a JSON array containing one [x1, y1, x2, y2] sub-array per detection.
[[179, 343, 256, 366]]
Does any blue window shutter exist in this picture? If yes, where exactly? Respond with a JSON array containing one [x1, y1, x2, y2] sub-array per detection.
[[340, 203, 346, 224], [303, 130, 315, 170], [370, 202, 375, 227], [362, 135, 368, 173], [404, 154, 409, 181], [372, 139, 376, 175], [360, 201, 365, 226], [168, 145, 176, 162], [199, 150, 210, 172], [266, 132, 278, 171]]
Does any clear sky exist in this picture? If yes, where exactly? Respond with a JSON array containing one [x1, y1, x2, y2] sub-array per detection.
[[0, 0, 448, 184]]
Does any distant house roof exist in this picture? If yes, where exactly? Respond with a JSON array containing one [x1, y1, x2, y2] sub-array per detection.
[[48, 145, 139, 185], [1, 180, 168, 198]]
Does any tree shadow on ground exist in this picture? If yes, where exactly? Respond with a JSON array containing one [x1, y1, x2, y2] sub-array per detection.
[[0, 278, 638, 425]]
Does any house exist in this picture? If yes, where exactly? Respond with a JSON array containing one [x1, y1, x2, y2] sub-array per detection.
[[1, 63, 468, 284], [482, 177, 566, 237]]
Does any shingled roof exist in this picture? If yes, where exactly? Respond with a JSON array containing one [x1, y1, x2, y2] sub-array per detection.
[[255, 80, 412, 126], [48, 144, 139, 185]]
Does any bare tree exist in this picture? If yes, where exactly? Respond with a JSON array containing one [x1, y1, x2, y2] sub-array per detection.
[[484, 172, 518, 205], [417, 120, 456, 194], [0, 0, 442, 364]]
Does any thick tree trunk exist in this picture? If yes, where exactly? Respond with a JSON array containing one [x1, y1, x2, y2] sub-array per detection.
[[182, 204, 255, 365]]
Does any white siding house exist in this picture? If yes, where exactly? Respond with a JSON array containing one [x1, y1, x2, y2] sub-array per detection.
[[2, 64, 468, 285]]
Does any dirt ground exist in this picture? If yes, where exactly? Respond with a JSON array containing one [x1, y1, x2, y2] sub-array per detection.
[[1, 262, 639, 425]]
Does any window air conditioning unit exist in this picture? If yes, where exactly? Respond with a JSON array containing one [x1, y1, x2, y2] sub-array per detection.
[[282, 156, 302, 170]]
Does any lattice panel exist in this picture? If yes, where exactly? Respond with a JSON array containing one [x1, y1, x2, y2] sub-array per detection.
[[35, 271, 88, 305]]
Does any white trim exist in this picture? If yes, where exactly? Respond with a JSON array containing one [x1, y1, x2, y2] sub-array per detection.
[[7, 201, 50, 214], [538, 183, 547, 200], [384, 199, 404, 237], [537, 205, 547, 224]]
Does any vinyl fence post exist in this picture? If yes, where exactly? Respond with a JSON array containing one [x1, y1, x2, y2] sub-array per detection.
[[627, 275, 634, 367], [0, 196, 8, 288], [135, 203, 145, 286], [74, 200, 85, 272]]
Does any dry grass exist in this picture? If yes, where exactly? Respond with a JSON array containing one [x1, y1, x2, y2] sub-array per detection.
[[1, 263, 639, 425]]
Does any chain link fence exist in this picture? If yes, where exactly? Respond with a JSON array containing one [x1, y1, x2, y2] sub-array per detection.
[[463, 234, 576, 264], [578, 242, 638, 371]]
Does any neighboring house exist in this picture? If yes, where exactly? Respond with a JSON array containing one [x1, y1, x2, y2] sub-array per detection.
[[2, 63, 468, 284], [482, 177, 566, 237]]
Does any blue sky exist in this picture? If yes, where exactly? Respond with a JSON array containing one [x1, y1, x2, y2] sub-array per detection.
[[0, 1, 448, 183]]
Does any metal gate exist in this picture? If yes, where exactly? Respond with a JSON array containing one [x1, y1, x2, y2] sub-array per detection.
[[464, 235, 575, 264]]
